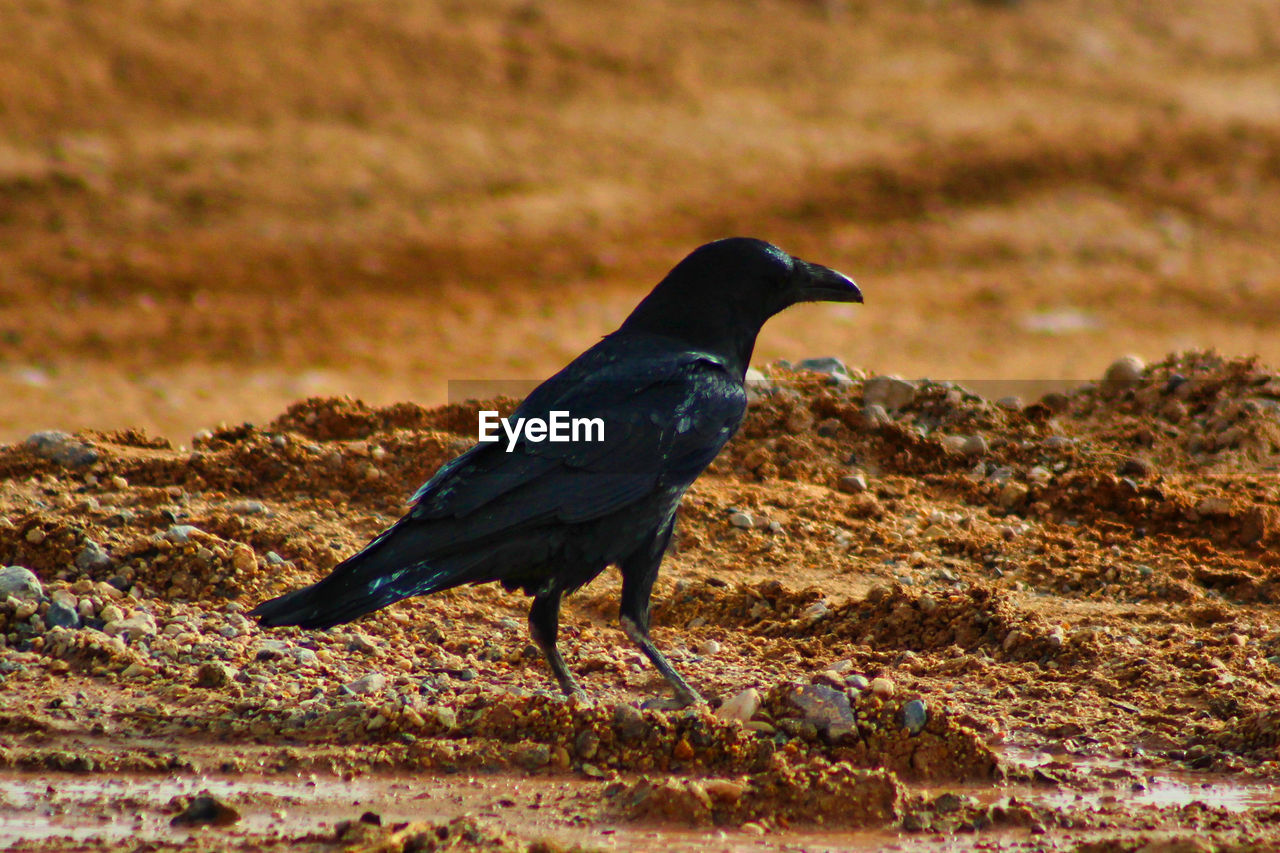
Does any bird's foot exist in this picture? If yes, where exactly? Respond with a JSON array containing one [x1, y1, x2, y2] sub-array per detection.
[[640, 689, 705, 711]]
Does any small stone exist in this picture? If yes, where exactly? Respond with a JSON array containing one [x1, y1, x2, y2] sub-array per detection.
[[811, 670, 845, 689], [164, 525, 202, 543], [703, 779, 747, 803], [1104, 355, 1145, 389], [105, 613, 157, 639], [45, 601, 80, 630], [846, 674, 870, 690], [23, 431, 99, 468], [74, 541, 113, 574], [344, 672, 386, 695], [998, 482, 1029, 510], [869, 677, 895, 698], [25, 528, 46, 544], [715, 688, 761, 723], [961, 435, 988, 457], [862, 403, 890, 427], [1118, 457, 1154, 478], [863, 376, 918, 411], [170, 794, 240, 827], [613, 704, 649, 741], [0, 566, 42, 602], [575, 729, 600, 759], [1027, 466, 1051, 485], [838, 473, 868, 494], [346, 633, 379, 654], [195, 661, 236, 688], [99, 603, 124, 624], [697, 639, 721, 655], [1196, 496, 1232, 517], [789, 684, 855, 738], [801, 600, 830, 624], [728, 511, 755, 530], [797, 356, 850, 377], [901, 698, 928, 734]]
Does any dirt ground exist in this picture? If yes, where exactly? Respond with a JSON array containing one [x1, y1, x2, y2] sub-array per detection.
[[3, 0, 1280, 850]]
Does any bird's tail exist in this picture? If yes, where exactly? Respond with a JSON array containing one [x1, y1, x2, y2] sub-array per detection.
[[249, 530, 459, 630]]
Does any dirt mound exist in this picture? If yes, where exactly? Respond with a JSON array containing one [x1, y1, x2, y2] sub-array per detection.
[[4, 351, 1280, 847]]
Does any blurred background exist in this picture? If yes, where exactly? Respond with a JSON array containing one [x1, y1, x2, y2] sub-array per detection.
[[2, 0, 1279, 442]]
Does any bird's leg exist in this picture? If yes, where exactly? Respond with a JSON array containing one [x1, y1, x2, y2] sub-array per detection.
[[619, 612, 703, 707], [528, 590, 585, 699], [619, 519, 703, 707]]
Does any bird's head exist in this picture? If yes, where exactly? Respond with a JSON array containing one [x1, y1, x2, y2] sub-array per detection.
[[618, 237, 862, 375]]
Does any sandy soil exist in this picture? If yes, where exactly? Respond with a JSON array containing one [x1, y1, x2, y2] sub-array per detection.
[[3, 0, 1280, 850]]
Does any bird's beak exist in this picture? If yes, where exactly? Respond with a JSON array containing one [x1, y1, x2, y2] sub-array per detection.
[[789, 257, 863, 305]]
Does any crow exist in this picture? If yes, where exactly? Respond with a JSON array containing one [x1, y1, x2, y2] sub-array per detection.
[[251, 237, 861, 705]]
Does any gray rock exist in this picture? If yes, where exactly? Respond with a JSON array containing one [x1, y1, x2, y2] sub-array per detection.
[[845, 673, 870, 690], [344, 672, 386, 695], [164, 525, 202, 543], [863, 376, 918, 411], [901, 698, 928, 734], [254, 639, 289, 661], [45, 600, 80, 630], [74, 541, 112, 574], [24, 431, 99, 468], [0, 566, 42, 602], [797, 357, 850, 378], [961, 435, 989, 457], [613, 704, 649, 741], [789, 683, 855, 738], [728, 511, 755, 530]]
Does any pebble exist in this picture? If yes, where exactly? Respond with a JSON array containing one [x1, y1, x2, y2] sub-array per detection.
[[195, 661, 236, 688], [789, 684, 855, 738], [862, 403, 890, 428], [344, 672, 387, 695], [797, 357, 850, 378], [728, 511, 755, 530], [99, 604, 124, 624], [0, 566, 42, 602], [613, 704, 649, 740], [998, 482, 1029, 510], [901, 698, 928, 734], [846, 674, 870, 690], [165, 525, 202, 543], [696, 639, 721, 655], [74, 541, 113, 574], [23, 431, 99, 468], [838, 473, 868, 493], [801, 600, 830, 624], [346, 634, 379, 655], [1104, 354, 1145, 388], [105, 613, 158, 639], [869, 677, 895, 698], [1195, 496, 1232, 517], [961, 435, 988, 457], [715, 688, 761, 723], [863, 376, 918, 411], [45, 601, 80, 630]]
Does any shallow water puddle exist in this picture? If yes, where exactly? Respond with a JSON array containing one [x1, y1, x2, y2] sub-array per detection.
[[991, 746, 1280, 812], [2, 759, 1278, 851]]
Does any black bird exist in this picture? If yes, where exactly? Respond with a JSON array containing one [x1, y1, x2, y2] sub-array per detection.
[[251, 237, 861, 705]]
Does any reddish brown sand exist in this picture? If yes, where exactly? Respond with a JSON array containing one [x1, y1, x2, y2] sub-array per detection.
[[3, 1, 1280, 850]]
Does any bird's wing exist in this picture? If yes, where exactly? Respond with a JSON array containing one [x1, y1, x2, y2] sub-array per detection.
[[409, 346, 745, 535]]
